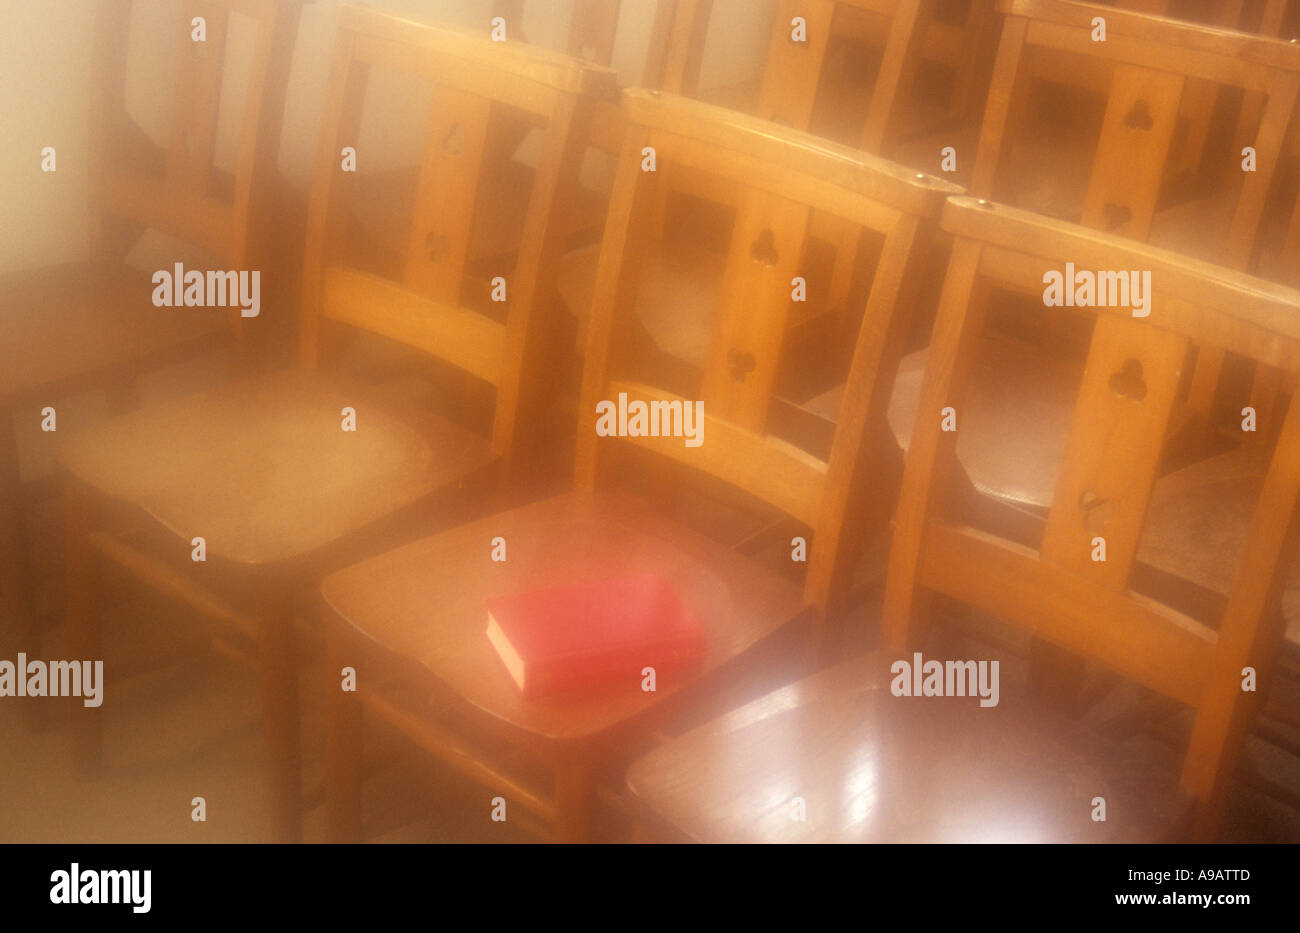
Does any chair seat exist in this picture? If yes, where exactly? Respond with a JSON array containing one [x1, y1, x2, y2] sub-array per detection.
[[879, 336, 1078, 510], [556, 238, 724, 366], [319, 489, 808, 744], [627, 651, 1193, 842], [0, 262, 231, 406], [57, 369, 490, 566], [1138, 448, 1300, 651]]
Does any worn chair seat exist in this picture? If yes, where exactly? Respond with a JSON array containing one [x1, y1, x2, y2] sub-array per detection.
[[58, 368, 490, 566], [626, 650, 1192, 842], [319, 489, 807, 744], [556, 238, 724, 367], [0, 262, 231, 407], [1138, 448, 1300, 653], [800, 336, 1080, 512]]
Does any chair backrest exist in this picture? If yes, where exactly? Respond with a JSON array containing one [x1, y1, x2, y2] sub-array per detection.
[[299, 5, 618, 457], [884, 194, 1300, 834], [489, 0, 623, 67], [89, 0, 301, 269], [575, 89, 961, 626], [758, 0, 997, 153], [644, 0, 714, 95], [973, 0, 1300, 269]]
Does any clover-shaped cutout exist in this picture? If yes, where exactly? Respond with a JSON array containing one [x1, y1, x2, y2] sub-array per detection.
[[1108, 358, 1147, 401], [1123, 99, 1154, 132], [727, 348, 757, 383], [1103, 203, 1132, 231], [750, 229, 780, 266]]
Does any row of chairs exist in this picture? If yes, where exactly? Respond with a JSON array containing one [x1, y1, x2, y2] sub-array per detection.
[[4, 0, 1300, 842]]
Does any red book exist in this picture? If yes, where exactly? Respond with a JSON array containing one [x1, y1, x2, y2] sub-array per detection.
[[485, 574, 707, 696]]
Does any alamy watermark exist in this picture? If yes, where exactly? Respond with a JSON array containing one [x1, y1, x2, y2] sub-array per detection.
[[0, 653, 103, 707], [151, 263, 260, 318], [594, 392, 704, 447], [890, 651, 999, 707], [1042, 262, 1150, 318]]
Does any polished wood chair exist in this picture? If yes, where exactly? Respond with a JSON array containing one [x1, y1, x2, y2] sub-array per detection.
[[627, 194, 1300, 842], [318, 87, 960, 843], [0, 0, 301, 683], [555, 1, 998, 383], [56, 6, 616, 842], [873, 0, 1300, 518], [758, 0, 998, 157]]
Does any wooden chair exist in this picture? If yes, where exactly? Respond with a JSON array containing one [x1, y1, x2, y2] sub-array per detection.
[[0, 0, 301, 683], [626, 194, 1300, 842], [554, 1, 997, 382], [56, 6, 616, 843], [877, 0, 1300, 518], [318, 87, 960, 843], [758, 0, 997, 156], [489, 0, 623, 68]]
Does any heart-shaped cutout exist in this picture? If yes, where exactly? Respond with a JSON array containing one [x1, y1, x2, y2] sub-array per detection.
[[1108, 358, 1147, 401]]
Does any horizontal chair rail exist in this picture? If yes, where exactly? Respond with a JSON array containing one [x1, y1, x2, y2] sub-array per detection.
[[358, 687, 558, 834], [942, 197, 1300, 373], [339, 3, 619, 99], [322, 267, 508, 386], [597, 379, 830, 527], [87, 531, 260, 643], [919, 521, 1217, 709], [1004, 0, 1300, 71], [622, 87, 965, 218]]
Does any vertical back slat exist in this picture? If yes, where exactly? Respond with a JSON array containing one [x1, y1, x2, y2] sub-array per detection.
[[806, 211, 924, 646], [1225, 72, 1299, 269], [699, 189, 811, 434], [653, 0, 714, 95], [882, 238, 989, 650], [403, 89, 493, 302], [859, 0, 924, 152], [567, 0, 621, 66], [758, 0, 835, 128], [301, 33, 368, 367], [166, 1, 231, 195], [575, 129, 660, 489], [1080, 65, 1184, 239], [971, 14, 1028, 196], [1039, 314, 1187, 586], [491, 89, 594, 456]]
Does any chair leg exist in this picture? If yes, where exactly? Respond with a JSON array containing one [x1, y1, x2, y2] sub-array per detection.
[[554, 750, 596, 843], [65, 480, 102, 777], [324, 623, 363, 843], [257, 590, 303, 844]]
